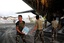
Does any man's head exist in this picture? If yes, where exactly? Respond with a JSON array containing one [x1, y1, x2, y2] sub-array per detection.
[[18, 15, 22, 22], [36, 15, 39, 20], [53, 17, 56, 20]]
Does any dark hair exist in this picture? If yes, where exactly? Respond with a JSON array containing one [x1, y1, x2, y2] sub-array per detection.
[[18, 15, 22, 18], [36, 15, 39, 20], [53, 17, 56, 20]]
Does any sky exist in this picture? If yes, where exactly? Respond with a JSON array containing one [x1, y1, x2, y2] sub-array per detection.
[[0, 0, 35, 18]]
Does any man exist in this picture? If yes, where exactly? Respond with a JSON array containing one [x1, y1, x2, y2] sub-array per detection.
[[16, 15, 26, 43], [51, 17, 58, 42], [31, 15, 44, 43]]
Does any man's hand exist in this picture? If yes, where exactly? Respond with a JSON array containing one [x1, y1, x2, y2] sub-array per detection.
[[30, 26, 37, 34], [16, 26, 25, 35], [21, 32, 25, 34], [30, 31, 33, 34]]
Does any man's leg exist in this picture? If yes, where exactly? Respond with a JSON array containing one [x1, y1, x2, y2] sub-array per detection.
[[54, 29, 57, 40], [21, 35, 26, 43], [34, 31, 39, 43], [40, 31, 44, 43], [16, 35, 20, 43], [51, 28, 55, 43]]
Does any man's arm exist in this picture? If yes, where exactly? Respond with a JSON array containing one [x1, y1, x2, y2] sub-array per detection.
[[30, 25, 37, 33], [31, 21, 38, 33], [16, 21, 24, 34], [16, 26, 24, 34]]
